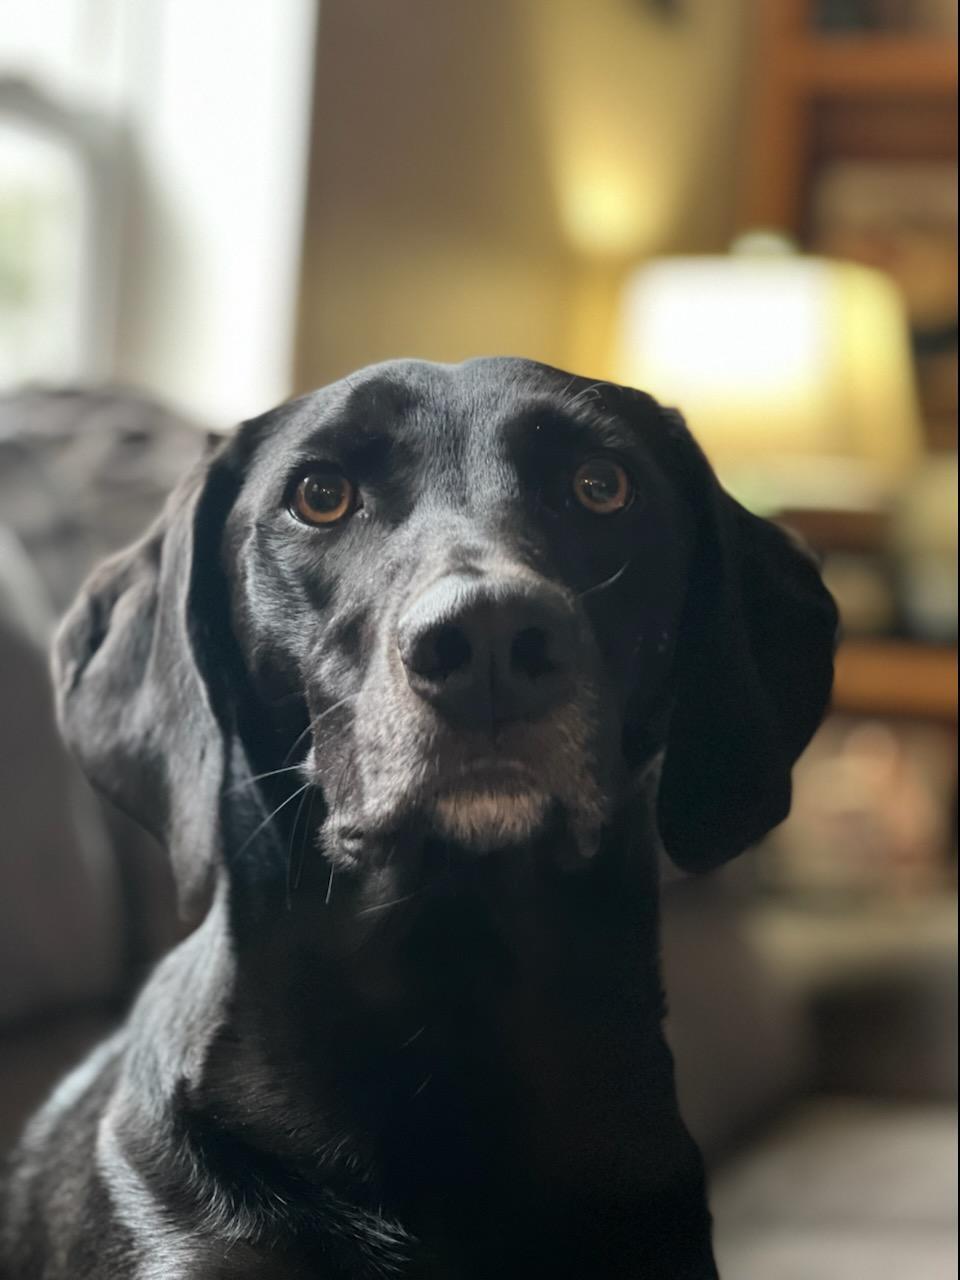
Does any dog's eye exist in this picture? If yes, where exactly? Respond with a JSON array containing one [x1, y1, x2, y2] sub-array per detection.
[[290, 469, 357, 525], [572, 458, 632, 515]]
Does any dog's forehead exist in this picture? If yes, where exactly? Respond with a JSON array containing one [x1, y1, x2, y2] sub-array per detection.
[[259, 358, 641, 458]]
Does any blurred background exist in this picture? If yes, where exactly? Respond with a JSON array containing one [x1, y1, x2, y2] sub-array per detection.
[[1, 2, 956, 1274]]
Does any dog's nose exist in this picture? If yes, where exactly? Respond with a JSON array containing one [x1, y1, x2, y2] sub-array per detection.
[[397, 576, 576, 728]]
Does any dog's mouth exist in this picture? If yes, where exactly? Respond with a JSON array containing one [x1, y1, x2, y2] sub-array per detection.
[[318, 755, 554, 861], [307, 690, 612, 870], [315, 750, 609, 875], [428, 759, 550, 852]]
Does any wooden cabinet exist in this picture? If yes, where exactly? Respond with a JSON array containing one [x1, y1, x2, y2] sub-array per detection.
[[738, 2, 958, 728], [738, 0, 958, 234]]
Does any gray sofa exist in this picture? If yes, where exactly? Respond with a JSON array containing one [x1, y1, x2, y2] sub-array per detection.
[[0, 388, 204, 1150]]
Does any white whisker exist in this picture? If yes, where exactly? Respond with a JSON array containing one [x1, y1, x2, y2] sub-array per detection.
[[228, 763, 304, 795], [282, 695, 356, 767], [578, 559, 631, 599], [356, 891, 421, 917], [233, 782, 312, 859], [411, 1073, 433, 1099]]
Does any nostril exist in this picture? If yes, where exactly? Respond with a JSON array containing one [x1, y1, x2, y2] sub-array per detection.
[[400, 582, 575, 725], [411, 623, 472, 681], [510, 626, 555, 680]]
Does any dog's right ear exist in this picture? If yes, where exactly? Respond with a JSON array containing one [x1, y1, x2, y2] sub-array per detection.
[[52, 442, 244, 923]]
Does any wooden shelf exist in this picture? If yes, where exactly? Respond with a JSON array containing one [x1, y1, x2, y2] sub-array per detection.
[[832, 640, 958, 722], [738, 2, 959, 229], [788, 37, 958, 96]]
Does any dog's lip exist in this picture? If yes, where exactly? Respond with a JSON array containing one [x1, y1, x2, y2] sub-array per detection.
[[432, 758, 541, 795]]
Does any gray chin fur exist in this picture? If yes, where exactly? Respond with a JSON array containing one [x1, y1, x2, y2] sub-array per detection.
[[308, 682, 614, 869], [318, 791, 609, 876], [429, 787, 551, 852]]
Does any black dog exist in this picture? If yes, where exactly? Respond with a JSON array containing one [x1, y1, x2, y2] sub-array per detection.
[[1, 358, 836, 1278]]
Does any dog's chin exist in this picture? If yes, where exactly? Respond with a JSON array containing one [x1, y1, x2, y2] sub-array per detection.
[[429, 786, 550, 853]]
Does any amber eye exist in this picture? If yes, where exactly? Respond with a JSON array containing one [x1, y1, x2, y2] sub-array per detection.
[[572, 458, 632, 515], [290, 469, 357, 525]]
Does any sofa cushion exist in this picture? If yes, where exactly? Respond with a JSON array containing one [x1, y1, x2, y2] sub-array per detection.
[[0, 532, 123, 1027]]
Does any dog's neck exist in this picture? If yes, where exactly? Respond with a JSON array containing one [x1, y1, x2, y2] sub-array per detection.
[[119, 797, 715, 1275], [228, 792, 669, 1042]]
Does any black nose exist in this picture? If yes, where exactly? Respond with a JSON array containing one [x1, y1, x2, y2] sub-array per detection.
[[397, 576, 576, 729]]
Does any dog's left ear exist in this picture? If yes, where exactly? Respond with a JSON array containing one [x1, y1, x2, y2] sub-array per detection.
[[649, 407, 839, 872], [51, 440, 248, 921]]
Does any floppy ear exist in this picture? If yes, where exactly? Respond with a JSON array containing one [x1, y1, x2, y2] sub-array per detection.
[[653, 409, 839, 872], [51, 444, 245, 921]]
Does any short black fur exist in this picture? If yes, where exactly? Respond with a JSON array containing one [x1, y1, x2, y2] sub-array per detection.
[[0, 358, 837, 1278]]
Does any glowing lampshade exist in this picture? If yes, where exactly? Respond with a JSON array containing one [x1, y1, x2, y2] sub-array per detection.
[[617, 253, 922, 511]]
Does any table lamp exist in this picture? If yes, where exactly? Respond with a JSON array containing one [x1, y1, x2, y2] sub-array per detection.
[[617, 241, 923, 514]]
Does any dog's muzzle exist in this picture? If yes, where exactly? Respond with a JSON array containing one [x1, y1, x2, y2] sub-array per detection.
[[396, 573, 576, 731]]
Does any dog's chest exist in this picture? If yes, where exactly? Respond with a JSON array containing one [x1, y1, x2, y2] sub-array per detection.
[[362, 901, 667, 1207]]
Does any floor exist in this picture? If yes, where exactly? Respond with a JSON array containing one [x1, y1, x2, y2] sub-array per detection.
[[712, 1098, 958, 1279]]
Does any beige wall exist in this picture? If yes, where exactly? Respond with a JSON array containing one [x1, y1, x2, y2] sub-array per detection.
[[295, 0, 747, 391]]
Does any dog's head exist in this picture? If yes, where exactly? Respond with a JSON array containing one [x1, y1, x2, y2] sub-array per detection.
[[53, 359, 837, 919]]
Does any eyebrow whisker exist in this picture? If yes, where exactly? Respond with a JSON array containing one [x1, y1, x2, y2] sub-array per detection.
[[565, 381, 606, 411]]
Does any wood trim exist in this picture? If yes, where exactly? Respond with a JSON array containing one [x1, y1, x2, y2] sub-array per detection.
[[832, 640, 958, 722], [788, 37, 958, 96], [737, 0, 813, 229], [736, 7, 958, 233]]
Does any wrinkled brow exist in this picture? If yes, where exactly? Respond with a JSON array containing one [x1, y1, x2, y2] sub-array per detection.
[[287, 377, 424, 460], [504, 403, 638, 458], [293, 416, 398, 467]]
